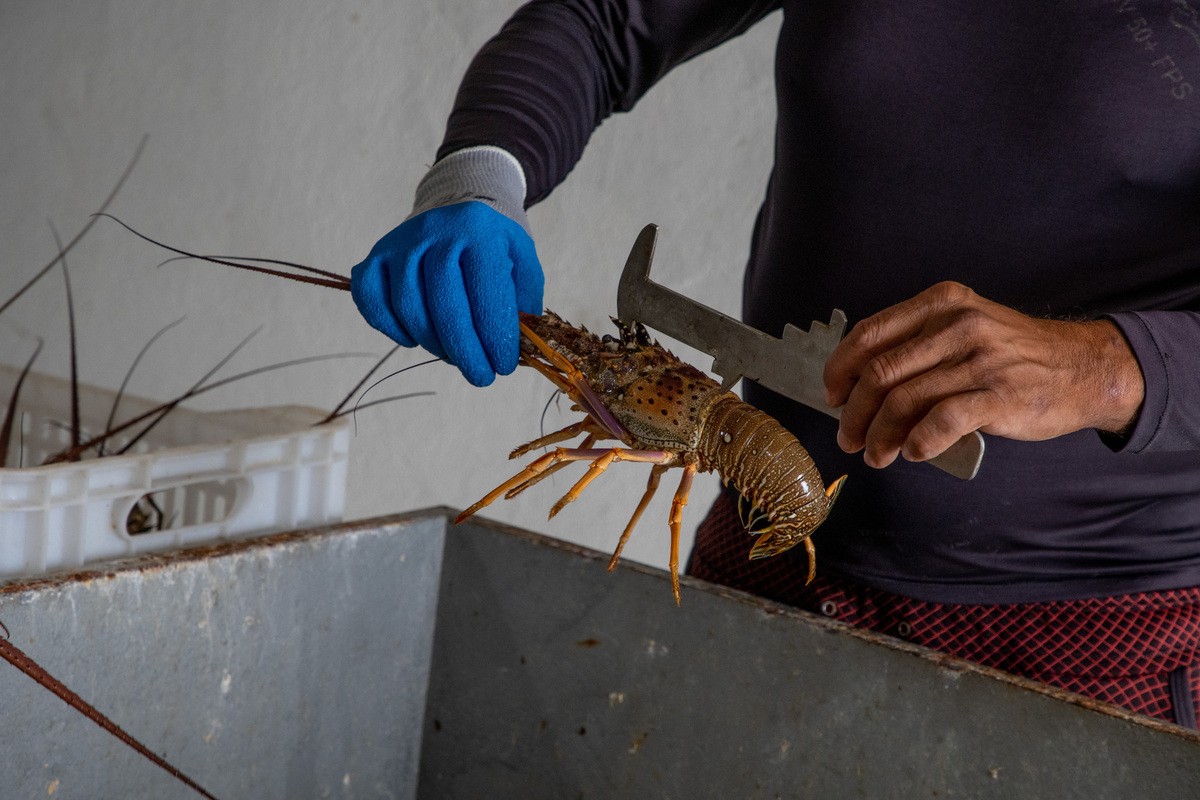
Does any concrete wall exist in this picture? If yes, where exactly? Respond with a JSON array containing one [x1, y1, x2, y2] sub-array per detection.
[[0, 1, 780, 570]]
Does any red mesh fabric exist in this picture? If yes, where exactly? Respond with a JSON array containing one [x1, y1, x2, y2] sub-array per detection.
[[687, 491, 1200, 727]]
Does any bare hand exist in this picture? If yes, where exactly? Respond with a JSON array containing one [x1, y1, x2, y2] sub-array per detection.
[[822, 282, 1145, 468]]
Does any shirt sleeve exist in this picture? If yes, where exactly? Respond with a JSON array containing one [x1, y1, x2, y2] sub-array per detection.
[[436, 0, 781, 205], [1105, 311, 1200, 452]]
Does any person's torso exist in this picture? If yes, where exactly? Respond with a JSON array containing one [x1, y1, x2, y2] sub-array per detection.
[[743, 0, 1200, 602]]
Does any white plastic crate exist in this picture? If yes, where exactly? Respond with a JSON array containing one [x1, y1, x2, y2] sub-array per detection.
[[0, 364, 351, 580]]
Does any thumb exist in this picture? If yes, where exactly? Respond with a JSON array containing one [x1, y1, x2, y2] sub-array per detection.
[[509, 230, 544, 314]]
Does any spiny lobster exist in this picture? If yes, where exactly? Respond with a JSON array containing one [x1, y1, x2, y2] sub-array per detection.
[[455, 311, 846, 604]]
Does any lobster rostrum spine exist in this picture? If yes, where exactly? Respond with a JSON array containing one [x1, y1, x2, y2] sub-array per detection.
[[455, 310, 846, 604]]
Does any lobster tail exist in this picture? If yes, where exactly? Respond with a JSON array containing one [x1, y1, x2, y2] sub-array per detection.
[[698, 395, 843, 560], [748, 474, 846, 560]]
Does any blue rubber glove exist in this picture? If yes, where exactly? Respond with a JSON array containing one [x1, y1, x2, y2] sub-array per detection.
[[350, 147, 544, 386]]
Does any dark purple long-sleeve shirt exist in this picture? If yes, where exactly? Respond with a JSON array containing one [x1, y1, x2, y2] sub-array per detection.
[[439, 0, 1200, 603]]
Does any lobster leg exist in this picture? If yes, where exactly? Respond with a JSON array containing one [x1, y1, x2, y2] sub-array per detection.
[[509, 418, 610, 459], [455, 446, 675, 524], [665, 460, 698, 605], [803, 537, 817, 585], [507, 420, 617, 498], [606, 459, 695, 605], [547, 447, 678, 519], [506, 433, 598, 499], [456, 449, 570, 523], [737, 492, 771, 533], [607, 464, 668, 571]]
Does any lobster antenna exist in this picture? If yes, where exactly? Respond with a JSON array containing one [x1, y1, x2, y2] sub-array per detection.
[[154, 252, 349, 281], [49, 221, 82, 451], [99, 316, 187, 456], [110, 326, 264, 457], [0, 134, 148, 316], [538, 389, 565, 440], [319, 344, 401, 425], [325, 392, 436, 423], [49, 327, 259, 463], [43, 352, 373, 465], [0, 632, 221, 800], [349, 357, 441, 433], [95, 213, 351, 289], [0, 339, 42, 466]]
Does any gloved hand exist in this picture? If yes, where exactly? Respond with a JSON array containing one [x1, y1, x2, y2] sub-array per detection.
[[350, 147, 544, 386]]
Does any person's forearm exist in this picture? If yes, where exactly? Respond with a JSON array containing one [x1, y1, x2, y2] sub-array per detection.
[[1081, 319, 1144, 437], [1105, 310, 1200, 452], [437, 0, 781, 205]]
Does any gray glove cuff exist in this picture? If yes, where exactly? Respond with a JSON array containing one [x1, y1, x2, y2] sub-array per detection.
[[410, 146, 531, 235]]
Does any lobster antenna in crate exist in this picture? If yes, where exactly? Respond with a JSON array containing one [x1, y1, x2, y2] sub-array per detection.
[[0, 339, 42, 467], [0, 135, 148, 316], [108, 326, 264, 458], [49, 221, 83, 452], [99, 316, 187, 457], [43, 350, 372, 465]]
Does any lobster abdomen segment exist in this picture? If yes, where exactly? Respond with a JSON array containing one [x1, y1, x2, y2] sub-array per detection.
[[697, 395, 839, 552]]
